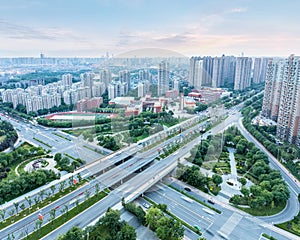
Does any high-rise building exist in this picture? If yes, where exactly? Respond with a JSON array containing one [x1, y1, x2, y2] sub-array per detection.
[[261, 59, 284, 121], [62, 74, 72, 87], [138, 82, 145, 98], [189, 56, 213, 89], [276, 55, 300, 145], [158, 61, 169, 96], [234, 57, 252, 90], [253, 58, 269, 84], [119, 70, 130, 90], [139, 69, 150, 81], [99, 69, 111, 87], [212, 55, 236, 88]]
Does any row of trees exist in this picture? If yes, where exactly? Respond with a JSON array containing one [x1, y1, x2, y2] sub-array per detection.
[[242, 96, 300, 181], [0, 120, 18, 152], [0, 169, 58, 204]]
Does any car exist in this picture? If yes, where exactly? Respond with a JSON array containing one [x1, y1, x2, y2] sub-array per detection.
[[194, 225, 201, 231], [184, 187, 191, 192], [208, 198, 215, 205], [143, 203, 150, 209]]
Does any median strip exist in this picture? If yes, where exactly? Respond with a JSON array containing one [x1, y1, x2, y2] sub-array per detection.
[[21, 191, 107, 240], [33, 137, 52, 148]]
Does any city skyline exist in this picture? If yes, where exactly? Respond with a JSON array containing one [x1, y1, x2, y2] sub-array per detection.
[[0, 0, 299, 57]]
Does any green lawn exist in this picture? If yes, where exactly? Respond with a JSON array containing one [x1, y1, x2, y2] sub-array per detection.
[[237, 202, 286, 216], [276, 221, 300, 237]]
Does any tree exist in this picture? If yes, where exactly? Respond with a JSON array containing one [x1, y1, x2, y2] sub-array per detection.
[[54, 153, 62, 162], [99, 208, 122, 235], [25, 196, 32, 209], [50, 185, 56, 196], [49, 208, 56, 228], [19, 203, 26, 213], [212, 174, 223, 186], [0, 209, 6, 222], [39, 190, 46, 201], [95, 183, 100, 195], [34, 196, 40, 206], [145, 207, 164, 231], [240, 186, 250, 198], [156, 217, 184, 240], [239, 177, 247, 186], [34, 219, 43, 237], [68, 176, 74, 186], [116, 223, 137, 240], [13, 202, 19, 215], [77, 173, 82, 182], [8, 209, 15, 218], [59, 180, 66, 192], [57, 226, 83, 240]]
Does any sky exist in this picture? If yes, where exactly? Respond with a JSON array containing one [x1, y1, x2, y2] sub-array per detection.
[[0, 0, 299, 57]]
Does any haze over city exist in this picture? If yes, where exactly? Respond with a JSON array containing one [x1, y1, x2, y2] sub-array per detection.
[[0, 0, 299, 57]]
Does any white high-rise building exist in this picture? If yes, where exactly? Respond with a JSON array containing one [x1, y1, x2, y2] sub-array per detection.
[[253, 58, 269, 84], [234, 57, 252, 90], [189, 56, 213, 89], [62, 74, 72, 87], [138, 83, 145, 98], [158, 61, 169, 96], [108, 84, 115, 100]]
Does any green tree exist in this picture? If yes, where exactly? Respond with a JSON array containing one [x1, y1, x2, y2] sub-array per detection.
[[99, 208, 122, 235], [58, 226, 83, 240], [156, 217, 184, 240], [212, 174, 223, 186], [116, 223, 137, 240], [145, 207, 164, 231], [240, 186, 250, 198], [50, 185, 56, 196], [0, 209, 6, 222], [25, 196, 32, 208], [13, 202, 19, 215], [49, 208, 56, 228]]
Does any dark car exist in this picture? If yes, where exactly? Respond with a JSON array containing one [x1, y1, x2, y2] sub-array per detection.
[[184, 187, 191, 192]]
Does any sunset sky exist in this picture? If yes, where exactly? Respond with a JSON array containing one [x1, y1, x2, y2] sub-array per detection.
[[0, 0, 299, 57]]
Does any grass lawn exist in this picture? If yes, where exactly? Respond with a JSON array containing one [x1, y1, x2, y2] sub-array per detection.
[[276, 220, 300, 237], [202, 161, 216, 170], [236, 202, 286, 216]]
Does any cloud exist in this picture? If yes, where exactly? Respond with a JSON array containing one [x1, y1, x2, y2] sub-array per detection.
[[0, 19, 88, 42], [227, 7, 248, 14]]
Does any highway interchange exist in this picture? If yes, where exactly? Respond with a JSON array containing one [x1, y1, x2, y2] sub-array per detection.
[[0, 103, 300, 239]]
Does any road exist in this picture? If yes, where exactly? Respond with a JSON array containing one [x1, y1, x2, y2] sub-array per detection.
[[0, 115, 210, 239], [0, 113, 107, 163], [145, 183, 292, 240], [2, 100, 300, 239]]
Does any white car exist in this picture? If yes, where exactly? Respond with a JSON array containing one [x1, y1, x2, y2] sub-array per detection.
[[143, 203, 150, 209]]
